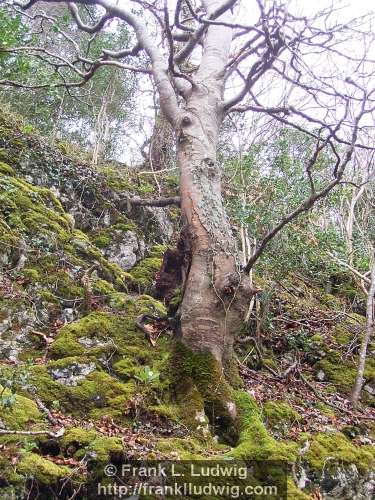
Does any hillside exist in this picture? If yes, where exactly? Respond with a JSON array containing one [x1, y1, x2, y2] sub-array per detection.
[[0, 112, 374, 499]]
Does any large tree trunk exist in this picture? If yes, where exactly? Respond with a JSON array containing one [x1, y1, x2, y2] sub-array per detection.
[[177, 90, 253, 368], [172, 1, 254, 372]]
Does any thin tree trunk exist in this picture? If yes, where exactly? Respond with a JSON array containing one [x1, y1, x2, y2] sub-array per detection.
[[351, 248, 375, 407]]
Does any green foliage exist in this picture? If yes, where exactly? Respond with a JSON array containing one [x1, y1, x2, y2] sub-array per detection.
[[0, 362, 32, 409], [223, 128, 348, 284], [134, 365, 160, 385], [0, 5, 137, 160]]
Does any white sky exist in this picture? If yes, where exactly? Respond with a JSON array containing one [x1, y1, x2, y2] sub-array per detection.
[[118, 0, 375, 163]]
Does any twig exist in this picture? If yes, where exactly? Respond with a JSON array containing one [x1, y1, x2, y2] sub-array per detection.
[[0, 428, 65, 438]]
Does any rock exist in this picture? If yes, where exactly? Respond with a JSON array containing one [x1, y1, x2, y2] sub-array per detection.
[[78, 337, 107, 348], [320, 464, 374, 499], [62, 308, 75, 324], [363, 384, 375, 396], [49, 362, 96, 386], [104, 230, 144, 271]]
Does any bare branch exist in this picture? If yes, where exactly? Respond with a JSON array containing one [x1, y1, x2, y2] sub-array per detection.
[[123, 196, 180, 208]]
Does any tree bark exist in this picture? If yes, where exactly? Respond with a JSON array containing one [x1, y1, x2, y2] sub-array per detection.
[[351, 248, 375, 407], [174, 5, 254, 371]]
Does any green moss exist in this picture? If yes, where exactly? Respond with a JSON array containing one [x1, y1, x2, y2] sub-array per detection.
[[0, 175, 72, 241], [50, 300, 165, 361], [30, 364, 136, 420], [92, 234, 111, 248], [90, 436, 123, 462], [304, 432, 375, 473], [149, 404, 181, 421], [156, 437, 220, 460], [172, 342, 236, 438], [0, 390, 42, 430], [113, 357, 149, 380], [92, 279, 115, 296], [22, 268, 40, 282], [149, 244, 167, 258], [315, 402, 335, 417], [315, 353, 356, 393], [130, 257, 162, 288], [231, 391, 298, 462], [50, 312, 122, 358], [0, 161, 15, 175], [263, 401, 301, 428], [61, 427, 97, 447], [17, 453, 70, 485]]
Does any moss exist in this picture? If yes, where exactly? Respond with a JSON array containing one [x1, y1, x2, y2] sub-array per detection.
[[61, 427, 97, 448], [263, 401, 301, 429], [0, 161, 15, 175], [0, 175, 72, 241], [62, 427, 123, 462], [172, 342, 236, 438], [90, 223, 138, 251], [148, 404, 181, 421], [50, 299, 165, 361], [315, 402, 335, 417], [315, 353, 356, 393], [17, 453, 70, 485], [156, 437, 220, 460], [113, 357, 150, 381], [22, 268, 40, 282], [230, 391, 298, 462], [50, 312, 123, 358], [92, 279, 115, 296], [304, 432, 375, 473], [130, 257, 162, 288], [92, 234, 111, 248], [149, 244, 167, 258], [30, 364, 136, 420], [168, 287, 182, 315], [0, 390, 42, 430], [90, 436, 123, 462]]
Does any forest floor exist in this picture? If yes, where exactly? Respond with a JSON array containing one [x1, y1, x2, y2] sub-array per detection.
[[0, 111, 374, 499]]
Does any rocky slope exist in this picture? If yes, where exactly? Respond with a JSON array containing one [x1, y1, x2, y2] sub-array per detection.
[[0, 111, 374, 499]]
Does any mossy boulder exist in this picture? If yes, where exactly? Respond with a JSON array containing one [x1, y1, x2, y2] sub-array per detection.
[[304, 431, 375, 473], [0, 390, 42, 430], [17, 453, 71, 485], [62, 427, 123, 463], [50, 296, 167, 361], [30, 362, 136, 420]]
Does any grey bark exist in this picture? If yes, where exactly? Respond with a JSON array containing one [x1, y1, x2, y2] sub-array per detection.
[[351, 248, 375, 407]]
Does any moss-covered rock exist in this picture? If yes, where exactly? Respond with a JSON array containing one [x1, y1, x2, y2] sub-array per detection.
[[62, 427, 123, 463], [130, 257, 162, 289], [30, 362, 136, 420], [0, 390, 42, 430], [304, 431, 375, 473], [17, 453, 70, 485]]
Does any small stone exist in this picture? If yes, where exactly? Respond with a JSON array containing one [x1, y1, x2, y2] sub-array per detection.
[[363, 384, 375, 395], [49, 362, 96, 386]]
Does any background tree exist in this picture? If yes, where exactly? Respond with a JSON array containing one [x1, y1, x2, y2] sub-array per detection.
[[1, 0, 375, 417], [0, 2, 137, 161]]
